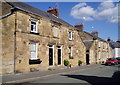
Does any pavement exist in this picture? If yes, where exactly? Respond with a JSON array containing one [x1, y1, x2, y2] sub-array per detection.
[[1, 64, 103, 84]]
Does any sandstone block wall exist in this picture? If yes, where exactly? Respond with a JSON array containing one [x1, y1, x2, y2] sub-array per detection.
[[1, 8, 86, 74]]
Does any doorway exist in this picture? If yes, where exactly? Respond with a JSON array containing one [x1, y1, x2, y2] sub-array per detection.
[[86, 54, 90, 65], [58, 46, 62, 65], [49, 45, 54, 66]]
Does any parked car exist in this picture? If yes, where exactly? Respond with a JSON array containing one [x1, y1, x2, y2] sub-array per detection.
[[116, 57, 120, 64], [105, 58, 118, 65]]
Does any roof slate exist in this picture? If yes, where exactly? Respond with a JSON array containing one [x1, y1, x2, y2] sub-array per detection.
[[83, 40, 93, 50], [109, 41, 120, 48], [84, 31, 107, 42], [6, 1, 72, 27], [5, 0, 108, 43]]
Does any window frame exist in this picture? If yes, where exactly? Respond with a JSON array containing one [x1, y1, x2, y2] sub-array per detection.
[[68, 31, 73, 40], [30, 42, 38, 60], [98, 42, 101, 48], [30, 20, 38, 33], [69, 47, 72, 57]]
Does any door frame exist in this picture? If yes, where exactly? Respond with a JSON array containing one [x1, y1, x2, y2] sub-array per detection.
[[49, 45, 54, 66], [57, 45, 62, 65], [86, 54, 90, 65]]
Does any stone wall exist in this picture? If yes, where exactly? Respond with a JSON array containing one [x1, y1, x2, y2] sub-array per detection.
[[1, 8, 86, 74], [1, 14, 15, 74], [89, 41, 97, 64], [79, 31, 112, 64]]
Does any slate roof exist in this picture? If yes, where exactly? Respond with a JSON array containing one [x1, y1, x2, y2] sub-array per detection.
[[6, 1, 72, 27], [84, 31, 107, 42], [109, 41, 120, 49], [83, 40, 93, 50], [4, 0, 108, 44]]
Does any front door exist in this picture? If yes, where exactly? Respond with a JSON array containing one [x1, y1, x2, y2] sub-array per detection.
[[86, 54, 90, 65], [49, 45, 54, 66], [58, 46, 62, 65]]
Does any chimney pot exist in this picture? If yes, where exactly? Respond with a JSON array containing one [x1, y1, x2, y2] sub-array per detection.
[[74, 23, 84, 32], [91, 31, 98, 37], [47, 7, 59, 17]]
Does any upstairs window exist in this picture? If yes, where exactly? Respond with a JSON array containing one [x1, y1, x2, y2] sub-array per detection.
[[68, 31, 72, 40], [31, 21, 37, 33], [98, 42, 101, 48]]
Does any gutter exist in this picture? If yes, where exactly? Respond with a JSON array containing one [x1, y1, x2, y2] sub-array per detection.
[[0, 7, 17, 19]]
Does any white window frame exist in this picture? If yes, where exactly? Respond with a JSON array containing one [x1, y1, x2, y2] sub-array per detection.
[[58, 46, 62, 65], [69, 47, 72, 57], [68, 31, 73, 40], [30, 42, 38, 60], [49, 45, 54, 66], [98, 42, 101, 47], [30, 20, 38, 33]]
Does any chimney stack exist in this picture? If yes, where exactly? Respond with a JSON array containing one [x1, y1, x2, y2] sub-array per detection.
[[74, 23, 84, 32], [91, 31, 98, 37], [107, 37, 111, 42], [47, 7, 59, 17]]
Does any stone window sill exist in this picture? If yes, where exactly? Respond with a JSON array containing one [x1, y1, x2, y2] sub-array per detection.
[[30, 32, 39, 35], [29, 59, 42, 64]]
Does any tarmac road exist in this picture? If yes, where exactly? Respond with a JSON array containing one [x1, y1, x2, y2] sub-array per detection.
[[2, 64, 120, 85]]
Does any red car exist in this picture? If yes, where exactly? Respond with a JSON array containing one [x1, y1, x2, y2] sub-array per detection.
[[105, 58, 118, 65]]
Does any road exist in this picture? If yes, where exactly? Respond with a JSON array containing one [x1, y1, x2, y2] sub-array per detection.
[[2, 64, 120, 85]]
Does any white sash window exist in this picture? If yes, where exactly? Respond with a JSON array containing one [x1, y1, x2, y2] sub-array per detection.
[[68, 31, 72, 40], [30, 42, 38, 60], [69, 47, 72, 57], [31, 21, 38, 33]]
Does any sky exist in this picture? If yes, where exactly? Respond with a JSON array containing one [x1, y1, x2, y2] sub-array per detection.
[[23, 0, 119, 41]]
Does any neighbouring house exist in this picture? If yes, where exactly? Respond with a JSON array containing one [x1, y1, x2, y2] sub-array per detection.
[[108, 38, 120, 58], [0, 1, 86, 74], [75, 23, 112, 64]]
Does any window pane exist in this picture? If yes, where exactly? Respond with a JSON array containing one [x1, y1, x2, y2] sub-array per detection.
[[31, 24, 34, 31], [31, 52, 36, 59], [31, 21, 36, 25], [31, 21, 37, 32], [68, 31, 72, 40], [31, 43, 36, 51], [69, 47, 72, 57]]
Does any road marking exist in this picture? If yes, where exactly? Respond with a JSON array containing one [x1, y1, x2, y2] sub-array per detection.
[[4, 65, 103, 83]]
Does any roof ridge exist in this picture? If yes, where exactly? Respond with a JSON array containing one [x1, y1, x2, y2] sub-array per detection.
[[6, 1, 72, 27]]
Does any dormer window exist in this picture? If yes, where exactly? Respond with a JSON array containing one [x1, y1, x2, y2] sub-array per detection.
[[31, 21, 38, 33], [68, 31, 72, 40]]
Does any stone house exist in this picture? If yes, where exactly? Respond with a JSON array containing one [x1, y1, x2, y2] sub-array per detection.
[[75, 23, 112, 64], [0, 1, 86, 74], [108, 38, 120, 58]]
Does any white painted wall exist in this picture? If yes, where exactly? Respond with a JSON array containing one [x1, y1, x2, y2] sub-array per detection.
[[114, 48, 120, 58]]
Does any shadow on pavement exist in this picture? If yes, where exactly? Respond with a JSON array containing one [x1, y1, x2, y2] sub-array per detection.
[[62, 71, 120, 85], [102, 64, 120, 71]]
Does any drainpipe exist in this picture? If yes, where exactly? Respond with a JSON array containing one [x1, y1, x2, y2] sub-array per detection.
[[14, 10, 17, 74], [1, 6, 17, 74]]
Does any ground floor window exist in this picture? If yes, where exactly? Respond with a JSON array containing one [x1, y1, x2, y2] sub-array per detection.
[[30, 42, 38, 60], [69, 47, 73, 59]]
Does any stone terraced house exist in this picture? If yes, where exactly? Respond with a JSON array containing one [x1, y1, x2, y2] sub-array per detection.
[[76, 23, 112, 64], [108, 38, 120, 58], [0, 1, 86, 74]]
